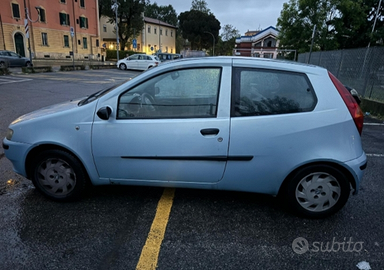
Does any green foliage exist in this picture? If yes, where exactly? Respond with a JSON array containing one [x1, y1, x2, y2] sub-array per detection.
[[99, 0, 147, 50], [144, 2, 178, 26], [215, 24, 240, 55], [178, 10, 220, 50], [191, 0, 210, 14], [277, 0, 384, 54]]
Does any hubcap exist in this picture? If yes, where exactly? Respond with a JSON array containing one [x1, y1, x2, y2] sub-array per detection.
[[36, 158, 76, 196], [295, 172, 341, 212]]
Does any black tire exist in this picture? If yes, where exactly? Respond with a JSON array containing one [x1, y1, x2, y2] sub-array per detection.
[[0, 61, 6, 68], [31, 149, 87, 201], [282, 165, 350, 218], [119, 63, 127, 70], [26, 61, 32, 67]]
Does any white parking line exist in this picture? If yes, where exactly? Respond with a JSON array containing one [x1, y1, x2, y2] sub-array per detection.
[[366, 154, 384, 157], [0, 76, 32, 85], [364, 123, 384, 126]]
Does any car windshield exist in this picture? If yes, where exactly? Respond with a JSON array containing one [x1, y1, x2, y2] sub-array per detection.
[[78, 83, 124, 106]]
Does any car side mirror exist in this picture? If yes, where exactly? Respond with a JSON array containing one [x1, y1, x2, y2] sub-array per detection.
[[97, 106, 112, 120]]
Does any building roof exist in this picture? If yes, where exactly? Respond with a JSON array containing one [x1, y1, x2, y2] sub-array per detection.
[[144, 17, 177, 29], [236, 26, 279, 43]]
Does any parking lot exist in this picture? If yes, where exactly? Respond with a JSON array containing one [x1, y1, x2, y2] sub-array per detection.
[[0, 69, 383, 270]]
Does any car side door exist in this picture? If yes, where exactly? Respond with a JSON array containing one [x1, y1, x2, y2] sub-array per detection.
[[92, 66, 231, 184]]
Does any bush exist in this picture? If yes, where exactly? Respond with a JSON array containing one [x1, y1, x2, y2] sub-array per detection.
[[106, 49, 145, 61]]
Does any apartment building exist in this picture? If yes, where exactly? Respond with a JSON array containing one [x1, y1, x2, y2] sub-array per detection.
[[0, 0, 100, 60], [100, 16, 177, 55], [234, 26, 280, 58]]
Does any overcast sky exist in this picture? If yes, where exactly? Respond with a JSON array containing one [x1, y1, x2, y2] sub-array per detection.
[[151, 0, 288, 35]]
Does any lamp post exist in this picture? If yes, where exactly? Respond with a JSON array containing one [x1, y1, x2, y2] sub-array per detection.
[[111, 1, 119, 61], [204, 31, 215, 56], [23, 0, 41, 65]]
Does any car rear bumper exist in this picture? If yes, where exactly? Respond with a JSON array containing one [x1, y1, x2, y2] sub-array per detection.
[[344, 152, 367, 195]]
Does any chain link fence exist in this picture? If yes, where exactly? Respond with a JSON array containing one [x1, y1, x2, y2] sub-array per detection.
[[298, 47, 384, 102]]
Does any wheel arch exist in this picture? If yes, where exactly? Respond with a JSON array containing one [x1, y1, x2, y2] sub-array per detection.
[[278, 161, 357, 197], [25, 144, 90, 183]]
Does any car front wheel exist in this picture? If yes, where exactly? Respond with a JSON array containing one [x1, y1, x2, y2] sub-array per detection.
[[283, 165, 350, 218], [26, 61, 32, 67], [119, 63, 127, 70], [31, 149, 87, 201]]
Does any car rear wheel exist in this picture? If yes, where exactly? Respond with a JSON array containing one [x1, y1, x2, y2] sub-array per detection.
[[119, 63, 127, 70], [283, 165, 350, 218], [26, 61, 32, 67], [0, 61, 6, 68], [31, 149, 87, 201]]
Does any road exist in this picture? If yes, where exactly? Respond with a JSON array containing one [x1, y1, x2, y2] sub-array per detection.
[[0, 69, 383, 270]]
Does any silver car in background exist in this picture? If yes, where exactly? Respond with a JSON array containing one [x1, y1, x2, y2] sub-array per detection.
[[117, 54, 159, 71], [0, 50, 32, 67], [3, 57, 366, 218]]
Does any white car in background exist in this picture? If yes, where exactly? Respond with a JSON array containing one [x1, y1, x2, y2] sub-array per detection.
[[117, 54, 159, 71]]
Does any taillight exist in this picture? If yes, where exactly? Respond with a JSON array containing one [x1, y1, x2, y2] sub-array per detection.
[[328, 71, 364, 135]]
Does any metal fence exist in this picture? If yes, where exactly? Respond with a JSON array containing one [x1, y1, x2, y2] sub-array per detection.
[[298, 47, 384, 102]]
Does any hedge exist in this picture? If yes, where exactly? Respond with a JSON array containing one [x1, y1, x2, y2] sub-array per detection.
[[106, 49, 145, 61]]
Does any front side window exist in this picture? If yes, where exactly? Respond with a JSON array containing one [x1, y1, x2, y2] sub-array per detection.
[[118, 68, 221, 119], [42, 33, 48, 46], [232, 68, 317, 117], [12, 3, 20, 18], [64, 35, 69, 47], [79, 17, 88, 29]]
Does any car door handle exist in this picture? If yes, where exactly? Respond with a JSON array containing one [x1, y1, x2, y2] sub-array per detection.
[[200, 128, 220, 136]]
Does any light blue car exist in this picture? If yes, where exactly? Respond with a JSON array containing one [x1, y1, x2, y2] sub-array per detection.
[[2, 57, 367, 218]]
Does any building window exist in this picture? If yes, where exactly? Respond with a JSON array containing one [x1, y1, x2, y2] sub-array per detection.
[[80, 0, 85, 8], [160, 29, 162, 35], [83, 37, 87, 49], [60, 0, 66, 3], [154, 28, 157, 34], [79, 17, 88, 29], [103, 25, 107, 32], [166, 30, 168, 36], [12, 3, 20, 18], [148, 26, 151, 33], [59, 12, 70, 26], [63, 35, 69, 47], [42, 33, 48, 46], [171, 31, 173, 37], [39, 8, 46, 23]]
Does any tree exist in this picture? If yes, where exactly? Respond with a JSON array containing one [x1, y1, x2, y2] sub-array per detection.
[[277, 0, 384, 56], [99, 0, 147, 51], [145, 2, 178, 26], [178, 10, 220, 50], [216, 24, 240, 55], [191, 0, 210, 14]]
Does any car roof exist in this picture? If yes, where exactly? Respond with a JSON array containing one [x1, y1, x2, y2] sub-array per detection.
[[158, 56, 325, 74]]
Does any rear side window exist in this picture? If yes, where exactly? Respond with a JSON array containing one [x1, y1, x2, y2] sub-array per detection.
[[232, 68, 317, 116]]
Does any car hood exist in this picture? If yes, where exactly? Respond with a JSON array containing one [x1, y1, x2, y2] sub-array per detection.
[[11, 98, 82, 125]]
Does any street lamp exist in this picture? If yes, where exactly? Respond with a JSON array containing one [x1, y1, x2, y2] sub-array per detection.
[[204, 31, 215, 56], [111, 1, 119, 61], [23, 0, 41, 65]]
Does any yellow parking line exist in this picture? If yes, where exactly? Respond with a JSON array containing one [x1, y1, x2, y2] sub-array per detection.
[[136, 188, 175, 270]]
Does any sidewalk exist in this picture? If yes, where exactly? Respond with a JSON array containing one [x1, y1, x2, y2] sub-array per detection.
[[5, 58, 117, 74]]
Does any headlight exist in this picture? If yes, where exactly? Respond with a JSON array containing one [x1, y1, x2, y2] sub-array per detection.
[[6, 129, 13, 140]]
